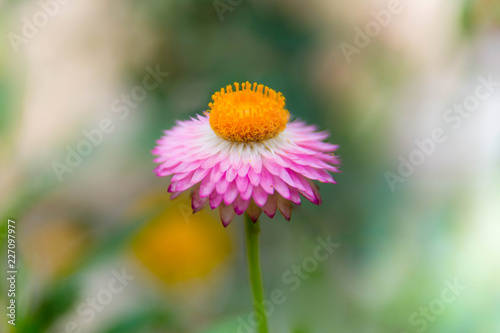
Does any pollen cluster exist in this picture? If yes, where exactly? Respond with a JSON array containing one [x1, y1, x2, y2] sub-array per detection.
[[208, 82, 289, 142]]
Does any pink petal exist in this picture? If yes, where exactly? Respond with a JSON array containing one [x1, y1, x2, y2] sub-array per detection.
[[277, 196, 292, 221], [229, 146, 243, 168], [219, 154, 232, 172], [216, 177, 230, 194], [252, 186, 268, 207], [156, 158, 179, 169], [170, 191, 183, 200], [307, 179, 322, 205], [191, 167, 210, 184], [296, 174, 315, 198], [225, 167, 238, 182], [224, 182, 239, 205], [171, 160, 204, 174], [262, 194, 278, 218], [288, 187, 301, 205], [235, 175, 249, 193], [262, 159, 280, 176], [299, 189, 319, 204], [287, 170, 306, 192], [247, 167, 261, 186], [233, 196, 251, 215], [192, 188, 209, 212], [260, 168, 274, 195], [201, 153, 221, 169], [209, 163, 224, 182], [278, 167, 294, 187], [219, 203, 236, 227], [209, 191, 224, 209], [238, 162, 250, 177], [171, 171, 193, 182], [297, 179, 321, 204], [245, 200, 262, 222], [241, 184, 253, 201], [317, 169, 335, 183], [172, 174, 195, 192], [249, 154, 262, 173], [199, 175, 216, 197], [271, 175, 291, 200]]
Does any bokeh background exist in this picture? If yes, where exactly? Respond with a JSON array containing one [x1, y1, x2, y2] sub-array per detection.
[[1, 0, 500, 332]]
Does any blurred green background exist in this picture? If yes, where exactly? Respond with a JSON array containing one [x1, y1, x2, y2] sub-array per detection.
[[1, 0, 500, 332]]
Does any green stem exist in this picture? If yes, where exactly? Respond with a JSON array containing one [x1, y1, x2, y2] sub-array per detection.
[[244, 214, 269, 333]]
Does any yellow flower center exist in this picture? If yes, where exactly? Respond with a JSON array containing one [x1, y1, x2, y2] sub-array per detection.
[[208, 82, 289, 142]]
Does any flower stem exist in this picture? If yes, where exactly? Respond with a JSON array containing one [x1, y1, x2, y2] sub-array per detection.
[[244, 214, 269, 333]]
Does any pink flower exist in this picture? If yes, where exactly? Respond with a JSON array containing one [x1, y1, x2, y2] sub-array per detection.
[[152, 82, 340, 226]]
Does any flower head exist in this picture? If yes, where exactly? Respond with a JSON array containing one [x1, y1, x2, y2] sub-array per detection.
[[153, 82, 340, 226]]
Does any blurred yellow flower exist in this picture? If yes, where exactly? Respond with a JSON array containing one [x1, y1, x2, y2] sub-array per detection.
[[132, 197, 232, 285]]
